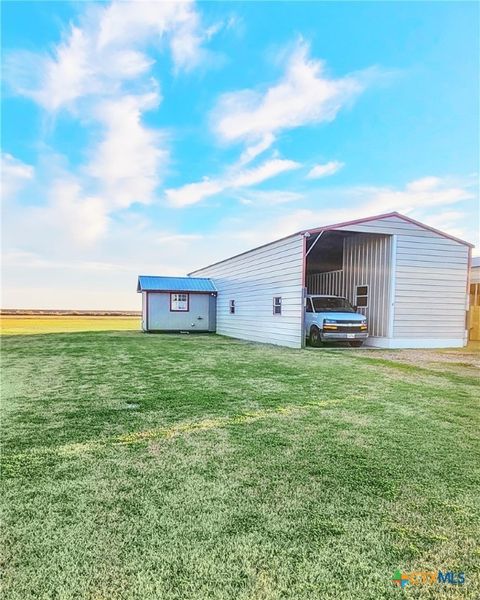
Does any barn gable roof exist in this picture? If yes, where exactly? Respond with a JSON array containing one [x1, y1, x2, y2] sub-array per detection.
[[137, 276, 217, 293], [188, 211, 473, 276], [302, 212, 474, 247]]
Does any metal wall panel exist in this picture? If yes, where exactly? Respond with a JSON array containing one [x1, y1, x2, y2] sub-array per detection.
[[342, 234, 392, 337], [190, 235, 305, 348], [334, 215, 469, 341], [307, 270, 344, 296]]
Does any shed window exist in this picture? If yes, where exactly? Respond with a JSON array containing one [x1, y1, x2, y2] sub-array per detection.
[[356, 285, 368, 308], [229, 300, 235, 314], [273, 297, 282, 315], [170, 293, 189, 312]]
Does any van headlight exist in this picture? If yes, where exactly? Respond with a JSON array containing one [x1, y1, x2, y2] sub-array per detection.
[[324, 319, 337, 324]]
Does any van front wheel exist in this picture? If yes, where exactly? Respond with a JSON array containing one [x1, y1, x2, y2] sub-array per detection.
[[309, 327, 321, 347]]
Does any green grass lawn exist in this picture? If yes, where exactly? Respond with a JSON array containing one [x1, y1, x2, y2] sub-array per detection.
[[1, 327, 479, 599]]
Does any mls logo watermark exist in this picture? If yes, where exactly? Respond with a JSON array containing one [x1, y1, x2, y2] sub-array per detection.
[[392, 569, 465, 588]]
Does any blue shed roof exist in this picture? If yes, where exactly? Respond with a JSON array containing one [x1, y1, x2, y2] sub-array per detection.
[[137, 276, 217, 293]]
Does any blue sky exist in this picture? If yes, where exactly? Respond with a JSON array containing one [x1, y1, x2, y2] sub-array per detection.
[[2, 1, 478, 309]]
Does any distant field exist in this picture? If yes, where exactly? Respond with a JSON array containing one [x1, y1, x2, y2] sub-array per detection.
[[0, 315, 141, 335]]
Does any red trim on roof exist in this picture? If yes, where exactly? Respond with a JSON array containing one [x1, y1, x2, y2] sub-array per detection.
[[302, 211, 474, 247]]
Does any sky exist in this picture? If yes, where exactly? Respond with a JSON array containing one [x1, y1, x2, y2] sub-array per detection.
[[1, 0, 479, 310]]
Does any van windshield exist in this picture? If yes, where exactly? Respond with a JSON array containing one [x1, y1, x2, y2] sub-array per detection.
[[311, 297, 356, 313]]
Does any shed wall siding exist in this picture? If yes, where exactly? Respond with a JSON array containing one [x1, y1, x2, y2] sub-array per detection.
[[336, 215, 469, 340], [191, 235, 304, 348], [147, 292, 214, 331]]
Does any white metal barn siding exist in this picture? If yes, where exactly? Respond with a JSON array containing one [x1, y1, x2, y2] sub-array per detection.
[[332, 214, 470, 348], [308, 270, 344, 296], [343, 234, 392, 338], [190, 235, 305, 348]]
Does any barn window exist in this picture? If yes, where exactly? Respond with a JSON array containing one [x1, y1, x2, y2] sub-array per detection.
[[229, 300, 235, 314], [170, 293, 189, 312], [273, 297, 282, 315], [356, 285, 368, 308]]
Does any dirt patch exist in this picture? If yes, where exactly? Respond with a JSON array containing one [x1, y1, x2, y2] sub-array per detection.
[[355, 347, 480, 376]]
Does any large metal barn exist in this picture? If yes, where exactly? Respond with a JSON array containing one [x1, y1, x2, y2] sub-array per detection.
[[189, 212, 473, 349]]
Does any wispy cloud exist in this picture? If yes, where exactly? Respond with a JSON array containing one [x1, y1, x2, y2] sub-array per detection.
[[1, 153, 34, 200], [46, 178, 109, 245], [361, 176, 475, 214], [3, 1, 218, 243], [5, 1, 210, 111], [3, 173, 476, 309], [165, 38, 370, 211], [273, 176, 477, 246], [307, 160, 344, 179], [86, 91, 168, 209], [212, 38, 367, 155], [235, 189, 304, 206], [166, 158, 301, 207]]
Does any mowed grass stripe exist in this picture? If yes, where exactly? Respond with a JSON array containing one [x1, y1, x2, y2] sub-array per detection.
[[1, 400, 340, 476]]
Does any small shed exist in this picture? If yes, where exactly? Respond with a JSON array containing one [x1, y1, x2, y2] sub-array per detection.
[[137, 276, 217, 333]]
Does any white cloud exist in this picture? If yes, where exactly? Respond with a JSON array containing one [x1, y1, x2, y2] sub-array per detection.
[[164, 39, 368, 212], [3, 2, 208, 242], [1, 153, 34, 200], [87, 92, 167, 209], [2, 173, 477, 310], [235, 189, 304, 206], [307, 160, 344, 179], [48, 179, 109, 244], [1, 92, 168, 246], [168, 38, 371, 210], [238, 133, 275, 166], [166, 158, 300, 207], [165, 179, 225, 208], [98, 1, 207, 72], [362, 176, 475, 214], [5, 1, 210, 111], [214, 175, 477, 257], [212, 38, 365, 151], [230, 159, 300, 188]]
